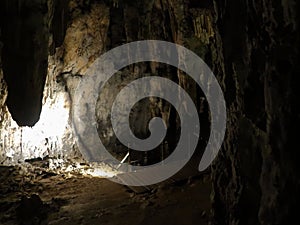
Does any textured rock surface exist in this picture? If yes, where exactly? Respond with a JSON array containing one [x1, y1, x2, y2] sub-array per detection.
[[210, 0, 300, 224]]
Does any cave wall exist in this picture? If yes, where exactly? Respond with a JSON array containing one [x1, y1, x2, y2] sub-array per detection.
[[0, 0, 214, 163], [211, 0, 299, 224]]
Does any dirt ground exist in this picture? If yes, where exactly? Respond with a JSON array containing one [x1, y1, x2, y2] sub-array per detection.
[[0, 164, 211, 225]]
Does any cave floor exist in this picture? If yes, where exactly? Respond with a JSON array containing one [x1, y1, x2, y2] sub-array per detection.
[[0, 164, 211, 225]]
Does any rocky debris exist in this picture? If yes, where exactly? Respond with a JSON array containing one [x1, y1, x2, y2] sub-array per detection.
[[0, 165, 211, 225]]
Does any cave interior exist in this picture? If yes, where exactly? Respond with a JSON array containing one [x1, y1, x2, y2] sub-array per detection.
[[0, 0, 299, 225]]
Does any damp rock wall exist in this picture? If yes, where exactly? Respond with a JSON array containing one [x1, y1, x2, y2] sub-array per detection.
[[210, 0, 300, 224]]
